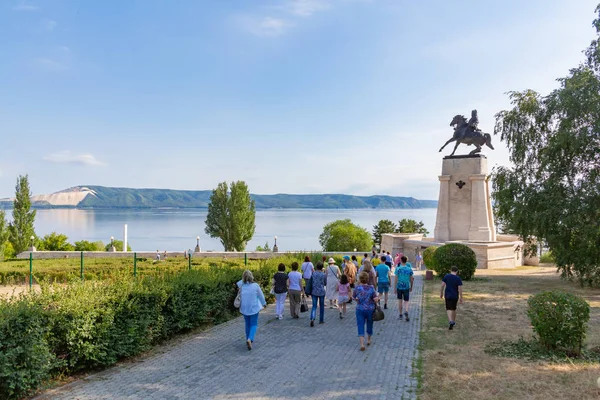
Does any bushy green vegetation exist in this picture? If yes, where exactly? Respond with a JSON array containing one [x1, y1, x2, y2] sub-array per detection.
[[527, 291, 590, 356], [1, 255, 320, 399], [319, 219, 373, 251], [431, 243, 477, 280], [371, 218, 430, 246], [38, 232, 74, 251], [422, 246, 438, 270]]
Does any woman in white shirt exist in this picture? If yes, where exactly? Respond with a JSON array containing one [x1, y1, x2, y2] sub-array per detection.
[[301, 256, 314, 296], [237, 270, 267, 350], [288, 262, 303, 318]]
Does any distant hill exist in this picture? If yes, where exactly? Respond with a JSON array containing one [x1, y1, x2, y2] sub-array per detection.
[[0, 186, 437, 209]]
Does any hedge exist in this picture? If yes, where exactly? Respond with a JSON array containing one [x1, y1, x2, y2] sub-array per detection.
[[431, 243, 478, 280], [0, 260, 281, 399]]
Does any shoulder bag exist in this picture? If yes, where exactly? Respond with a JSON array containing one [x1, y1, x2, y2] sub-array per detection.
[[234, 285, 242, 308], [373, 304, 385, 322]]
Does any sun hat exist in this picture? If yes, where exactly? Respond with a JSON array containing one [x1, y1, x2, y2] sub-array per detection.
[[328, 258, 335, 264]]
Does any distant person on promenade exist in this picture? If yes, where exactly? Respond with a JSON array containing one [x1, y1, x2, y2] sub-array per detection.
[[310, 262, 327, 327], [375, 258, 391, 309], [353, 271, 379, 351], [351, 255, 359, 268], [415, 252, 423, 270], [440, 266, 463, 330], [326, 258, 341, 309], [344, 256, 357, 289], [360, 259, 377, 288], [163, 251, 167, 260], [273, 263, 288, 320], [337, 274, 350, 319], [301, 256, 314, 296], [288, 262, 303, 319], [371, 250, 378, 261], [188, 248, 193, 260], [184, 250, 188, 260], [362, 253, 369, 266], [385, 252, 393, 268], [156, 250, 160, 261], [237, 270, 267, 350], [394, 256, 414, 321]]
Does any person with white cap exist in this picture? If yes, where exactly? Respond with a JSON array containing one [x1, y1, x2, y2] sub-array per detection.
[[325, 257, 341, 309]]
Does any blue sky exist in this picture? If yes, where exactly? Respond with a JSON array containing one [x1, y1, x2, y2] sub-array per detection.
[[0, 0, 598, 199]]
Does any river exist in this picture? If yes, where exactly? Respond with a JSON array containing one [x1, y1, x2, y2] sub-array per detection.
[[31, 208, 437, 251]]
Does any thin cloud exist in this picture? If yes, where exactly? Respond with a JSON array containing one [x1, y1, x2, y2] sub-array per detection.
[[35, 58, 68, 71], [44, 151, 106, 167], [43, 19, 57, 31], [286, 0, 330, 17], [59, 45, 70, 52], [12, 3, 40, 12], [246, 17, 293, 37]]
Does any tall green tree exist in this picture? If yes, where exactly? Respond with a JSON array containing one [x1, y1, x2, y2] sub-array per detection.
[[8, 175, 37, 254], [205, 181, 256, 251], [397, 218, 429, 236], [372, 219, 397, 245], [492, 4, 600, 286], [319, 219, 373, 251], [0, 210, 10, 260]]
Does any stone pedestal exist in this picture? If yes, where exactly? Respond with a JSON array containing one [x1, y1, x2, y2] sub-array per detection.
[[434, 155, 495, 242]]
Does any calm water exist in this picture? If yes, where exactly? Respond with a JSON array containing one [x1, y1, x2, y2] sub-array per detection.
[[32, 208, 437, 251]]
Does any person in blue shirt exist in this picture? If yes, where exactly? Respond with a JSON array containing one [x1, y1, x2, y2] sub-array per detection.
[[375, 260, 391, 309], [237, 270, 267, 350], [440, 266, 463, 330], [394, 256, 414, 321]]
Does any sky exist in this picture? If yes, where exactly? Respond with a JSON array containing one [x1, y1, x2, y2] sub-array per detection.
[[1, 0, 599, 200]]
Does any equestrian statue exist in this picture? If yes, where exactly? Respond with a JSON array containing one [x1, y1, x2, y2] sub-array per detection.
[[439, 110, 494, 156]]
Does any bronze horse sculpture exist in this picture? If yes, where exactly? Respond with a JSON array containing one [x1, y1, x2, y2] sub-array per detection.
[[439, 114, 494, 156]]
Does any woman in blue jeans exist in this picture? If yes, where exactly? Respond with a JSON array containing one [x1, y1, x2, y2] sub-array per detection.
[[352, 271, 379, 351], [309, 262, 327, 327], [237, 270, 267, 350]]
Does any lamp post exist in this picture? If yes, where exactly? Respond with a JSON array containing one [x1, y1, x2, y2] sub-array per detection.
[[29, 235, 36, 252], [273, 236, 278, 253], [110, 236, 116, 252], [195, 236, 200, 253]]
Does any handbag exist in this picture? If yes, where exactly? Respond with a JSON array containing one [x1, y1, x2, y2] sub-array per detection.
[[305, 276, 313, 296], [234, 285, 242, 308], [300, 296, 308, 313], [372, 304, 385, 322]]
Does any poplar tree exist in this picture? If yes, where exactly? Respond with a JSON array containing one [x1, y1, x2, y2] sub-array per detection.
[[8, 175, 37, 254], [205, 181, 256, 251]]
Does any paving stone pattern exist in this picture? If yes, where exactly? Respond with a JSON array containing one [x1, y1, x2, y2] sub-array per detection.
[[37, 274, 423, 400]]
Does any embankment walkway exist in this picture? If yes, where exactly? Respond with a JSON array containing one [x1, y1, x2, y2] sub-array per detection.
[[37, 274, 423, 400]]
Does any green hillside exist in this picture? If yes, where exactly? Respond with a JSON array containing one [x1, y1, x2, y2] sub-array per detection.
[[0, 186, 437, 209]]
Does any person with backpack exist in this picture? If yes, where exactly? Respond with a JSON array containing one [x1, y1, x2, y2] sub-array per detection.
[[394, 256, 414, 321]]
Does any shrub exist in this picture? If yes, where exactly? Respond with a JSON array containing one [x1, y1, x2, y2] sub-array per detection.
[[432, 243, 477, 280], [539, 251, 555, 264], [527, 291, 590, 356], [422, 246, 438, 270], [0, 300, 57, 399]]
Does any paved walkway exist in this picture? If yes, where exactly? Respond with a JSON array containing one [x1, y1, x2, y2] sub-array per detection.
[[37, 274, 423, 400]]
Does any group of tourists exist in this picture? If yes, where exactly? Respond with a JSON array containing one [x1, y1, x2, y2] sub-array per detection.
[[235, 250, 438, 351]]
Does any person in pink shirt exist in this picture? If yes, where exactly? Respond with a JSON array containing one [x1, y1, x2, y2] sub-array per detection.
[[337, 274, 351, 319]]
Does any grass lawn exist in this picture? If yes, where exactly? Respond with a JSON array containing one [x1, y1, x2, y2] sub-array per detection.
[[419, 266, 600, 400]]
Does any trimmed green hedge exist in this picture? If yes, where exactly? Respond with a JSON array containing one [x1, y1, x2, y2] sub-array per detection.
[[431, 243, 477, 280], [0, 260, 279, 399]]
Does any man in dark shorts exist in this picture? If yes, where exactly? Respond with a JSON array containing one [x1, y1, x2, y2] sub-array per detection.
[[440, 266, 463, 330], [394, 256, 414, 321]]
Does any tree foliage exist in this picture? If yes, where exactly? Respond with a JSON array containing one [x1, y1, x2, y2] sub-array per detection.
[[432, 243, 477, 280], [8, 175, 37, 254], [372, 219, 397, 245], [38, 232, 75, 251], [0, 210, 10, 260], [255, 241, 270, 251], [397, 218, 429, 236], [319, 219, 373, 251], [205, 181, 256, 251], [104, 240, 132, 252], [492, 5, 600, 286], [74, 240, 106, 252]]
